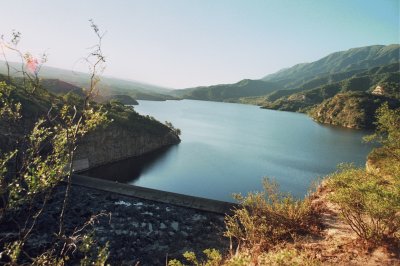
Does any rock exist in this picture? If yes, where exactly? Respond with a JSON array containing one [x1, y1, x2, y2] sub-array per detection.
[[74, 121, 180, 171], [0, 184, 228, 265], [171, 221, 179, 231]]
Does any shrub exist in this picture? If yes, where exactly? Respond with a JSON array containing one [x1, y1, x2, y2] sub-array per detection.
[[0, 21, 110, 265], [168, 247, 321, 266], [327, 103, 400, 245], [257, 247, 320, 266], [364, 103, 400, 177], [327, 164, 400, 244], [224, 178, 317, 253], [165, 121, 182, 136], [168, 180, 321, 266], [168, 249, 222, 266]]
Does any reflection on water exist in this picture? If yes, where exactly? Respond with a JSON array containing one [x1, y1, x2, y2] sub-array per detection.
[[81, 145, 175, 183]]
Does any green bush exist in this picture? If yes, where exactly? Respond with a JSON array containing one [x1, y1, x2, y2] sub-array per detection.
[[168, 249, 222, 266], [224, 178, 317, 253], [327, 164, 400, 243], [257, 247, 320, 266], [364, 103, 400, 177]]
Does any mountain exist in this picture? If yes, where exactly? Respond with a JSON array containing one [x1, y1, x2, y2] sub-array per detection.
[[172, 45, 399, 105], [0, 61, 175, 101], [172, 44, 399, 129], [262, 44, 400, 89], [245, 63, 400, 112], [173, 79, 281, 102]]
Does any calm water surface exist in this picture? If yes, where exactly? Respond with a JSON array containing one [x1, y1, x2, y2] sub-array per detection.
[[84, 100, 373, 202]]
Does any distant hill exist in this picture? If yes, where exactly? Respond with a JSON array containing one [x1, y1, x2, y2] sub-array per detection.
[[41, 79, 86, 97], [101, 94, 139, 105], [0, 61, 175, 101], [262, 44, 400, 89], [173, 79, 281, 102], [171, 44, 399, 129], [172, 44, 399, 106], [244, 63, 400, 112]]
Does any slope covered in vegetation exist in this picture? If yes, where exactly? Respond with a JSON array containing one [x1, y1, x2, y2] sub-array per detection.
[[172, 45, 399, 129], [309, 92, 399, 129], [0, 61, 176, 101], [249, 63, 400, 112], [173, 79, 281, 102], [262, 44, 400, 88]]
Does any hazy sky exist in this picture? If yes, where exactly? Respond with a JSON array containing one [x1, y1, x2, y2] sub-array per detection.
[[1, 0, 399, 88]]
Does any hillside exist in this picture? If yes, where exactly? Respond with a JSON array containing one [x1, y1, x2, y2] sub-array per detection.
[[0, 75, 180, 169], [41, 79, 86, 97], [0, 61, 176, 101], [243, 44, 400, 129], [101, 94, 139, 105], [245, 63, 400, 113], [309, 92, 400, 129], [173, 79, 281, 102], [171, 45, 399, 129], [262, 44, 400, 89]]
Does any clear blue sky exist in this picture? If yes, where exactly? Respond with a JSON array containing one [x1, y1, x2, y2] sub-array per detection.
[[1, 0, 399, 88]]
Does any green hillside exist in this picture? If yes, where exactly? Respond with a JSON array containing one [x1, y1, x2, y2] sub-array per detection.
[[101, 94, 139, 105], [0, 73, 176, 152], [309, 92, 399, 129], [170, 44, 399, 129], [0, 61, 175, 101], [41, 79, 86, 97], [173, 79, 281, 102], [249, 63, 400, 113], [262, 44, 400, 89]]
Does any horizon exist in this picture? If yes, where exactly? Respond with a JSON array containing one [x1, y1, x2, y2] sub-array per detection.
[[1, 0, 399, 89], [2, 42, 399, 90]]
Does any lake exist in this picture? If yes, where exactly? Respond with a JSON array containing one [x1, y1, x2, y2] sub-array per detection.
[[84, 100, 374, 202]]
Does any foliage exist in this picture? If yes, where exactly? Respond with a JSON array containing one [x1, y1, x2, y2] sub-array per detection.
[[165, 121, 181, 136], [168, 249, 222, 266], [364, 103, 400, 176], [326, 103, 400, 244], [168, 247, 321, 266], [0, 82, 21, 121], [327, 164, 400, 243], [99, 100, 181, 141], [79, 234, 110, 266], [309, 91, 399, 129], [365, 103, 400, 154], [174, 79, 280, 102], [224, 178, 316, 255], [256, 247, 320, 266], [101, 94, 138, 105], [0, 21, 111, 265], [262, 44, 399, 87]]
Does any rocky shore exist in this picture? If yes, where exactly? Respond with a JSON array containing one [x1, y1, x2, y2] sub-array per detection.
[[73, 125, 180, 171]]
